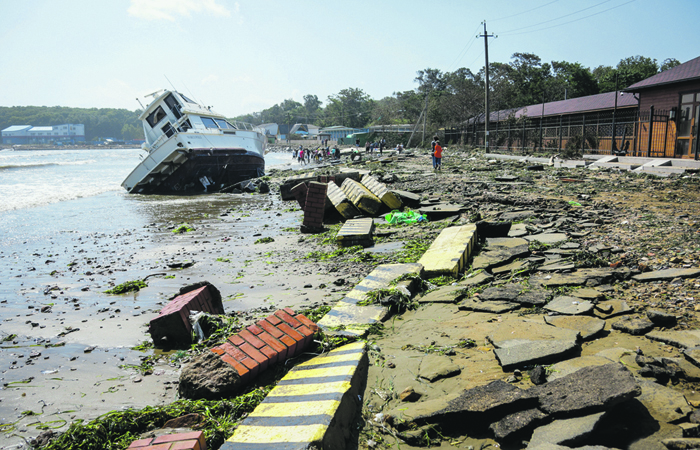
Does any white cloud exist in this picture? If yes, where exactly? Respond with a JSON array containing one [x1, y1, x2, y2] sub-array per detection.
[[128, 0, 231, 21], [201, 74, 220, 85]]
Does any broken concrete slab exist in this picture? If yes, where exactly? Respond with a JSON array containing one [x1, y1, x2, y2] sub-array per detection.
[[490, 408, 548, 441], [571, 288, 605, 300], [488, 318, 580, 347], [646, 330, 700, 349], [611, 317, 655, 335], [638, 380, 693, 423], [530, 363, 641, 417], [361, 175, 402, 210], [544, 296, 594, 315], [472, 245, 530, 270], [684, 347, 700, 368], [486, 237, 529, 248], [336, 217, 375, 248], [418, 224, 477, 277], [476, 220, 512, 238], [418, 285, 467, 304], [390, 189, 421, 207], [492, 259, 529, 274], [390, 380, 536, 429], [341, 178, 382, 216], [418, 354, 461, 382], [647, 310, 678, 327], [457, 270, 494, 287], [524, 233, 569, 246], [326, 180, 362, 220], [546, 356, 616, 381], [536, 268, 624, 287], [509, 223, 528, 237], [632, 268, 700, 282], [593, 300, 633, 319], [493, 340, 579, 372], [457, 298, 521, 314], [661, 438, 700, 450], [528, 412, 605, 448], [544, 315, 606, 341], [479, 284, 522, 302]]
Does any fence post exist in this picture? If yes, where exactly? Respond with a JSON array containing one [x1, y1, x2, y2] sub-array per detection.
[[558, 115, 563, 151], [508, 121, 511, 151], [647, 105, 655, 158], [521, 119, 526, 153], [581, 114, 586, 153]]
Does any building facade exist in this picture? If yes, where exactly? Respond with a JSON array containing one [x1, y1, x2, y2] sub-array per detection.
[[1, 124, 85, 144]]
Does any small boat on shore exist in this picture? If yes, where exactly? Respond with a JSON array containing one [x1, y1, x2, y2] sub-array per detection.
[[122, 90, 266, 194]]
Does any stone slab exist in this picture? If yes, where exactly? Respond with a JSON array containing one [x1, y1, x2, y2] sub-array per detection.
[[646, 330, 700, 349], [611, 317, 655, 335], [638, 379, 693, 423], [457, 270, 494, 287], [546, 356, 617, 381], [457, 299, 520, 314], [221, 342, 367, 450], [544, 296, 594, 315], [418, 285, 467, 304], [472, 245, 530, 270], [524, 233, 568, 246], [490, 408, 548, 440], [528, 413, 605, 449], [493, 339, 578, 371], [390, 189, 421, 207], [632, 268, 700, 282], [418, 224, 477, 277], [537, 268, 623, 287], [593, 300, 633, 319], [488, 318, 580, 347], [544, 315, 606, 340], [418, 354, 461, 382]]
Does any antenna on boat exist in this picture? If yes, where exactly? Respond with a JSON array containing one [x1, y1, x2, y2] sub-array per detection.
[[164, 75, 177, 92], [135, 97, 145, 109], [181, 81, 203, 105]]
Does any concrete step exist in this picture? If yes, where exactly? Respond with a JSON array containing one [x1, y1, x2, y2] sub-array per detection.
[[221, 341, 367, 450], [418, 224, 478, 277], [336, 217, 374, 248]]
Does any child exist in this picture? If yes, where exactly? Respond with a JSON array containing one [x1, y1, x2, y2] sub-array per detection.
[[433, 140, 443, 171]]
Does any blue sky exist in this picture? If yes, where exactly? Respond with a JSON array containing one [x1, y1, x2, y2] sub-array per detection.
[[1, 0, 698, 118]]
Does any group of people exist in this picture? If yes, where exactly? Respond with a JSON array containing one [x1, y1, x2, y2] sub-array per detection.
[[292, 145, 341, 165], [364, 137, 388, 155]]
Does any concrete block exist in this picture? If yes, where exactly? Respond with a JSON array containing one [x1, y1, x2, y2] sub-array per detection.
[[336, 217, 374, 247], [391, 189, 421, 207], [290, 182, 308, 209], [341, 178, 382, 216], [149, 284, 223, 346], [280, 173, 316, 200], [327, 181, 362, 220], [361, 175, 402, 210], [222, 342, 367, 450], [418, 224, 477, 277], [302, 182, 327, 232]]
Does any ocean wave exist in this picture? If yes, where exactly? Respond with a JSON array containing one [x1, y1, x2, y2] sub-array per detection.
[[0, 160, 96, 171]]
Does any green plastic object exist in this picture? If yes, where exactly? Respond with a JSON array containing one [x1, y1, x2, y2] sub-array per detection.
[[385, 210, 428, 224], [568, 200, 582, 207]]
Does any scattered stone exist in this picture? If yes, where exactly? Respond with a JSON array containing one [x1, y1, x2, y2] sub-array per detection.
[[418, 285, 467, 304], [530, 363, 641, 416], [537, 268, 623, 287], [546, 356, 615, 381], [493, 340, 579, 371], [178, 350, 243, 400], [458, 298, 520, 314], [524, 233, 568, 246], [476, 220, 512, 238], [418, 354, 461, 382], [611, 317, 655, 335], [529, 366, 547, 385], [544, 315, 606, 340], [479, 284, 522, 302], [662, 438, 700, 450], [457, 270, 494, 287], [544, 296, 594, 315], [399, 387, 422, 402], [678, 423, 700, 438], [472, 245, 530, 270], [571, 288, 604, 300], [647, 331, 700, 349], [593, 300, 633, 319]]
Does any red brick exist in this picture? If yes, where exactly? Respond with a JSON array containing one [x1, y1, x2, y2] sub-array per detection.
[[295, 314, 320, 333], [128, 438, 154, 448], [239, 343, 269, 371], [295, 324, 315, 348], [170, 440, 202, 450], [258, 319, 284, 339], [275, 310, 302, 328], [228, 334, 246, 346], [239, 330, 265, 349], [238, 356, 260, 377], [277, 333, 298, 356], [246, 324, 264, 335], [283, 307, 296, 316], [276, 322, 305, 342], [257, 330, 288, 360], [221, 354, 250, 380], [210, 346, 225, 356], [266, 314, 282, 326], [258, 345, 279, 365], [139, 445, 171, 450], [153, 431, 205, 446]]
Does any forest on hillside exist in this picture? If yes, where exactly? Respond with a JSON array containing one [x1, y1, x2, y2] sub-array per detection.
[[233, 54, 681, 134], [0, 106, 143, 141]]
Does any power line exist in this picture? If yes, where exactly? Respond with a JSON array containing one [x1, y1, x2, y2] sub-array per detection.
[[448, 24, 482, 71], [490, 0, 562, 22], [501, 0, 636, 36], [499, 0, 613, 34]]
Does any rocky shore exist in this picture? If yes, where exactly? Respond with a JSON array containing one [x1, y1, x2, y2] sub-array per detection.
[[3, 146, 700, 449]]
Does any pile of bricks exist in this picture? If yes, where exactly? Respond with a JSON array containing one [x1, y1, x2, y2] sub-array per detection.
[[210, 308, 319, 384], [128, 431, 206, 450]]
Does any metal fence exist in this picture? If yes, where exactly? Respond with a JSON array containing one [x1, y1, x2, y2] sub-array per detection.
[[447, 107, 676, 157]]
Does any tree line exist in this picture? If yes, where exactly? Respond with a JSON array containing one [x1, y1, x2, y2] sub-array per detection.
[[233, 54, 681, 135], [0, 106, 143, 141]]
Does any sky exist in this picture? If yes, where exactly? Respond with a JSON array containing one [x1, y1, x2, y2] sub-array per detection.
[[1, 0, 699, 119]]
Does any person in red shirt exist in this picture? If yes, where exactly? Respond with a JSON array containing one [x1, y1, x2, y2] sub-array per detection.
[[433, 140, 443, 171]]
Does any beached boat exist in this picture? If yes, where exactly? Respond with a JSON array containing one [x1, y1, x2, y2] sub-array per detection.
[[122, 90, 266, 194]]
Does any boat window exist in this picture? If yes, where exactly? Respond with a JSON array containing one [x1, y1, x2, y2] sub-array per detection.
[[214, 118, 235, 129], [164, 94, 182, 120], [201, 117, 219, 129], [178, 119, 192, 133], [178, 93, 196, 104], [146, 106, 168, 128], [161, 122, 175, 138]]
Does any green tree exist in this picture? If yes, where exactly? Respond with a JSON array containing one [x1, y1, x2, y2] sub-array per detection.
[[322, 88, 373, 128]]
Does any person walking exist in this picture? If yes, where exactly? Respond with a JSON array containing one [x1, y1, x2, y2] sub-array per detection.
[[433, 140, 443, 171]]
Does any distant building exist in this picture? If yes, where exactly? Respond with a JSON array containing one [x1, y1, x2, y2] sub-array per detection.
[[1, 124, 85, 144]]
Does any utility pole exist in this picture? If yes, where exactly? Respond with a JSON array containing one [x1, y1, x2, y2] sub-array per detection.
[[478, 21, 495, 151], [611, 73, 619, 152], [421, 94, 429, 146]]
